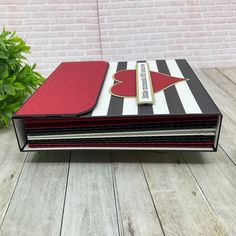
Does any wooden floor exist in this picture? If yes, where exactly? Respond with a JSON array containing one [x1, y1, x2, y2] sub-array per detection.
[[0, 67, 236, 236]]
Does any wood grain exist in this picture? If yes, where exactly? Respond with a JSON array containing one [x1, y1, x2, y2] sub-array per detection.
[[111, 150, 164, 236], [219, 114, 236, 164], [140, 151, 227, 236], [182, 148, 236, 236], [0, 127, 27, 226], [217, 67, 236, 85], [194, 68, 236, 121], [0, 151, 70, 236], [201, 68, 236, 100], [61, 150, 119, 236], [194, 68, 236, 164]]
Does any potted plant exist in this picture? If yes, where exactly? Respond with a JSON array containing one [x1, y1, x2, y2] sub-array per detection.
[[0, 27, 45, 127]]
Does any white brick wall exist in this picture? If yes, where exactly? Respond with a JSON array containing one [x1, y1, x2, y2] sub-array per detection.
[[1, 0, 236, 77], [98, 0, 236, 68], [0, 0, 102, 76]]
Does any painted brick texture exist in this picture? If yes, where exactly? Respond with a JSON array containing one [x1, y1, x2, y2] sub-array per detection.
[[0, 0, 102, 76], [98, 0, 236, 68], [1, 0, 236, 77]]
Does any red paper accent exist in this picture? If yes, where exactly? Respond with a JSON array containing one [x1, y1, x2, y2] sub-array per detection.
[[111, 70, 188, 97], [25, 115, 218, 130], [16, 61, 109, 116]]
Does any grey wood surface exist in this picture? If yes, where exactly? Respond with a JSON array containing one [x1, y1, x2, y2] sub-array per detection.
[[194, 68, 236, 163], [218, 114, 236, 164], [0, 126, 27, 226], [0, 151, 70, 236], [111, 151, 164, 236], [193, 68, 236, 122], [182, 148, 236, 236], [140, 151, 228, 236], [201, 68, 236, 100], [216, 67, 236, 85], [61, 151, 119, 236], [0, 67, 236, 236]]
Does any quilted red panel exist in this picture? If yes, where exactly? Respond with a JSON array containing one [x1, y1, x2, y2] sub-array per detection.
[[16, 61, 109, 116]]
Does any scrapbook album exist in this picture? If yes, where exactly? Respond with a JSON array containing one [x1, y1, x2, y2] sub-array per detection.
[[13, 59, 222, 151]]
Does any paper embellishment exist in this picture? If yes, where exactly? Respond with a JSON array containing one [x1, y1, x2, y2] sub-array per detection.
[[111, 66, 188, 98], [136, 62, 154, 105]]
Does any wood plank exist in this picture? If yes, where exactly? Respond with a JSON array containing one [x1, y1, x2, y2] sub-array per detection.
[[194, 68, 236, 164], [111, 160, 124, 236], [217, 67, 236, 85], [111, 150, 164, 236], [193, 68, 236, 121], [0, 127, 27, 226], [219, 114, 236, 164], [140, 151, 227, 236], [61, 150, 119, 236], [182, 147, 236, 236], [0, 151, 70, 236], [201, 68, 236, 100]]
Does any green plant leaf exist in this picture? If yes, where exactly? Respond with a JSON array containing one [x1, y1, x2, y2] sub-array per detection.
[[10, 36, 23, 43], [0, 51, 8, 60], [1, 29, 11, 38], [24, 86, 33, 94], [0, 27, 45, 126], [5, 75, 16, 84], [9, 30, 16, 39], [0, 95, 5, 101], [3, 84, 15, 95], [18, 54, 27, 60], [13, 82, 25, 90], [0, 39, 7, 51], [0, 63, 9, 79], [4, 102, 21, 112], [0, 111, 12, 126]]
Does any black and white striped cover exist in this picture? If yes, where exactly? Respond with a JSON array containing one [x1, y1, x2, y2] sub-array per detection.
[[82, 59, 220, 118]]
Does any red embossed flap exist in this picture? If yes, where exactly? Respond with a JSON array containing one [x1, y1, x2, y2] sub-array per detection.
[[15, 61, 109, 117]]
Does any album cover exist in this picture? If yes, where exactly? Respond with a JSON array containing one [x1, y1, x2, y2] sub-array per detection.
[[13, 59, 222, 151]]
